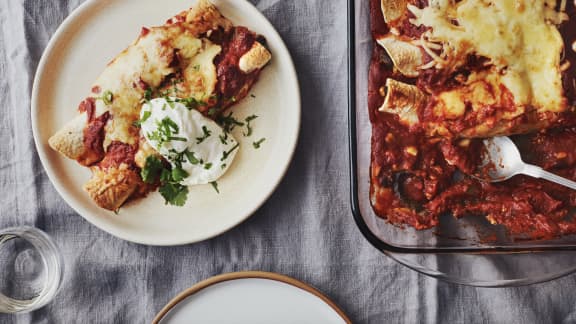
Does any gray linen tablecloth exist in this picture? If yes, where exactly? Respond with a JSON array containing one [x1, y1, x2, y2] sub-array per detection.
[[1, 0, 576, 323]]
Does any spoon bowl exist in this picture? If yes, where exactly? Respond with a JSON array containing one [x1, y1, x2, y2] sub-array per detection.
[[477, 136, 576, 190], [479, 136, 525, 182]]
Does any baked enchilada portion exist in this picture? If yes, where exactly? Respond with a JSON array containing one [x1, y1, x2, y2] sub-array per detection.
[[369, 0, 576, 238], [48, 0, 271, 211]]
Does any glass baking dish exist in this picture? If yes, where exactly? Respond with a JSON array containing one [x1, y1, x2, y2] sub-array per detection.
[[348, 0, 576, 286]]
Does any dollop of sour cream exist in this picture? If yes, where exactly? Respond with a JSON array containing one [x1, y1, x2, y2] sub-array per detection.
[[140, 97, 239, 185]]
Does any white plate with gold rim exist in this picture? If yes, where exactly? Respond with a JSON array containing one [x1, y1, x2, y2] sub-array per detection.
[[153, 272, 351, 324], [31, 0, 300, 245]]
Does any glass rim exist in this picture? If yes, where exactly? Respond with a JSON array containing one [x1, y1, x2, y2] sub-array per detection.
[[0, 226, 64, 313]]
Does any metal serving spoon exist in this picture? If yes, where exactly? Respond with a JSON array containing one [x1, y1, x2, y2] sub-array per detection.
[[477, 136, 576, 190]]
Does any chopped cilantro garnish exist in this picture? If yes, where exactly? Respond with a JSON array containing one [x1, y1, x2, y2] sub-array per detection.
[[159, 183, 188, 206], [147, 131, 161, 142], [144, 88, 153, 101], [141, 156, 164, 184], [133, 110, 151, 127], [162, 117, 179, 133], [210, 181, 220, 194], [184, 150, 200, 165], [207, 107, 219, 117], [195, 126, 212, 144], [141, 155, 191, 206], [250, 94, 256, 98], [243, 115, 258, 137], [245, 115, 258, 122], [166, 99, 175, 109], [217, 112, 244, 133], [221, 163, 227, 169], [102, 90, 113, 105], [219, 133, 228, 145], [171, 78, 181, 96], [149, 117, 183, 147], [178, 97, 206, 110], [253, 138, 266, 149], [160, 168, 172, 183], [204, 162, 213, 170], [171, 167, 189, 182], [221, 143, 240, 161]]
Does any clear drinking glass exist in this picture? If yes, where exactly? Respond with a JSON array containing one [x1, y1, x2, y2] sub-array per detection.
[[0, 226, 63, 313]]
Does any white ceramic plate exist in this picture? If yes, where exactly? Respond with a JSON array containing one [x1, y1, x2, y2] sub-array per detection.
[[153, 272, 350, 324], [31, 0, 300, 245]]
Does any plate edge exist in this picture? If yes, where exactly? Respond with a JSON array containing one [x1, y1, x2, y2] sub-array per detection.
[[152, 271, 351, 324]]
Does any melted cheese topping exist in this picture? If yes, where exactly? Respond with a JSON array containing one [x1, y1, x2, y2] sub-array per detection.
[[409, 0, 568, 113], [179, 39, 221, 101], [238, 41, 272, 73], [91, 26, 220, 149]]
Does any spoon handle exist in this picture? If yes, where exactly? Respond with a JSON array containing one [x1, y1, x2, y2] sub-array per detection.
[[523, 164, 576, 190]]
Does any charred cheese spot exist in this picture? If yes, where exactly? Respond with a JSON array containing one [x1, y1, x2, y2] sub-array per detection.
[[238, 41, 271, 73], [376, 35, 423, 77], [379, 79, 424, 127]]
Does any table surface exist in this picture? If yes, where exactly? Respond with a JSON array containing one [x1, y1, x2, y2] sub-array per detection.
[[1, 0, 576, 323]]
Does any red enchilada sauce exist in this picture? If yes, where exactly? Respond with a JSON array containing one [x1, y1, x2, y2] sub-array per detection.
[[213, 27, 265, 110], [368, 0, 576, 239], [78, 97, 110, 166]]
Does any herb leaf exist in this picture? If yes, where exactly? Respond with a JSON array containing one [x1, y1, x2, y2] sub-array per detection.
[[144, 88, 153, 101], [174, 97, 206, 110], [141, 154, 192, 206], [159, 183, 189, 206], [102, 90, 114, 105], [168, 136, 187, 142], [133, 110, 151, 127], [217, 112, 244, 133], [160, 168, 172, 183], [243, 114, 258, 137], [210, 181, 220, 194], [195, 126, 212, 144], [184, 150, 200, 165], [245, 115, 258, 122], [219, 133, 228, 145], [148, 117, 181, 147], [171, 167, 189, 182], [253, 138, 266, 149], [221, 143, 240, 161], [208, 107, 219, 117], [162, 117, 179, 133], [141, 156, 164, 184]]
